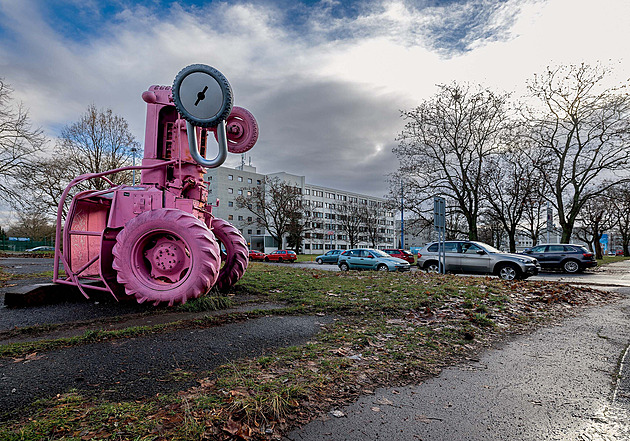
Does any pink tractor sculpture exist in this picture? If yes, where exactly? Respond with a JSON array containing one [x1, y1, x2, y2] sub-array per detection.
[[52, 64, 258, 305]]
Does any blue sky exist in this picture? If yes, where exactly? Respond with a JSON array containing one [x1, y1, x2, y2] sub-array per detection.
[[0, 0, 629, 223]]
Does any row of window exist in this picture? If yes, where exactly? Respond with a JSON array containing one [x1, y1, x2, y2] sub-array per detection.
[[227, 188, 252, 196], [227, 215, 254, 222], [227, 175, 262, 185], [303, 243, 392, 250]]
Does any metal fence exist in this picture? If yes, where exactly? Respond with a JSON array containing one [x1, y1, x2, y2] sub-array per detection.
[[0, 237, 55, 252]]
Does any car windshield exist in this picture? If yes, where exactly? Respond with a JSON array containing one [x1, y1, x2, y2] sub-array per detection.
[[475, 242, 502, 253], [370, 249, 390, 258]]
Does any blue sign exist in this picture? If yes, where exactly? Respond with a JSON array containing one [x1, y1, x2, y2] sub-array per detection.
[[600, 234, 608, 244]]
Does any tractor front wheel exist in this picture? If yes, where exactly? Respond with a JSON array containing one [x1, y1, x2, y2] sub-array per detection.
[[112, 209, 221, 306]]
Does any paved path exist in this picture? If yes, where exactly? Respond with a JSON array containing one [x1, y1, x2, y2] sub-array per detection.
[[287, 289, 630, 441], [0, 315, 333, 422]]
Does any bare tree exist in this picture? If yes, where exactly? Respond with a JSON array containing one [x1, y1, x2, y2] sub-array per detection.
[[335, 202, 364, 249], [55, 104, 138, 191], [576, 195, 615, 259], [481, 143, 542, 252], [394, 83, 511, 240], [286, 211, 308, 253], [521, 183, 547, 247], [525, 63, 630, 243], [17, 156, 74, 219], [7, 210, 56, 241], [235, 177, 303, 249], [610, 183, 630, 256], [360, 203, 387, 248], [0, 80, 45, 206]]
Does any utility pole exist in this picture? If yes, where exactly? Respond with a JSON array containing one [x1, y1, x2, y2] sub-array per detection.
[[400, 180, 404, 249], [546, 202, 552, 244]]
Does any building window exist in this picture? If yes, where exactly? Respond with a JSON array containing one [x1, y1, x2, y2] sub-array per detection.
[[228, 215, 233, 220], [247, 190, 252, 196], [238, 189, 243, 195], [238, 215, 243, 221], [257, 230, 261, 234], [304, 244, 310, 249], [228, 175, 233, 180], [247, 178, 252, 184], [257, 180, 261, 185], [228, 188, 233, 194], [248, 217, 252, 222], [248, 229, 252, 234], [238, 176, 243, 182], [228, 201, 233, 207], [305, 189, 310, 195]]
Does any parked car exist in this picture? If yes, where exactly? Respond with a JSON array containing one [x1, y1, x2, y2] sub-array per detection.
[[265, 250, 297, 263], [616, 249, 625, 256], [337, 248, 411, 272], [315, 250, 342, 265], [249, 250, 266, 261], [523, 244, 597, 273], [382, 249, 415, 264], [417, 240, 540, 280], [24, 246, 55, 252]]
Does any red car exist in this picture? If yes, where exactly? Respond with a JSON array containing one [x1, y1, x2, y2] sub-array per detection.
[[249, 250, 266, 261], [264, 250, 297, 263], [382, 249, 415, 264]]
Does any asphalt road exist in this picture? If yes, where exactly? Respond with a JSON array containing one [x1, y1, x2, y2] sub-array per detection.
[[0, 314, 333, 422]]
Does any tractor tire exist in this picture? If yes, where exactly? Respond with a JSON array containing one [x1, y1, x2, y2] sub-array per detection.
[[215, 106, 259, 154], [112, 209, 220, 306], [211, 218, 249, 291]]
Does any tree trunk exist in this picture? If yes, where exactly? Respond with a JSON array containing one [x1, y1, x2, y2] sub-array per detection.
[[593, 233, 603, 260], [508, 232, 516, 253], [468, 217, 478, 241], [560, 222, 573, 244]]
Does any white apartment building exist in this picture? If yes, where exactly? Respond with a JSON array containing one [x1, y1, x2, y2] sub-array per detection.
[[206, 165, 396, 254]]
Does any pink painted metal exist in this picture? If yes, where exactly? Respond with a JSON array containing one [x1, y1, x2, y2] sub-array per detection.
[[53, 65, 258, 305]]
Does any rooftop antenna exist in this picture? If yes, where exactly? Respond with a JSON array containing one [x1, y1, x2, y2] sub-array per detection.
[[240, 153, 245, 169], [249, 155, 252, 166]]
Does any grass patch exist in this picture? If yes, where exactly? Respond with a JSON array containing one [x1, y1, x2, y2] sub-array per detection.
[[598, 255, 630, 265], [178, 295, 233, 312], [0, 264, 617, 440]]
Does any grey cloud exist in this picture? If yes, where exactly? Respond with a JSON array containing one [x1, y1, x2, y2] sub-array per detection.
[[235, 75, 406, 197]]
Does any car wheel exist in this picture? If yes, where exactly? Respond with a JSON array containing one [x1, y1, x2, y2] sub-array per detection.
[[377, 264, 388, 272], [425, 262, 440, 274], [278, 257, 283, 263], [497, 264, 519, 281], [562, 259, 580, 273], [339, 262, 349, 271], [316, 258, 323, 265], [264, 257, 269, 262]]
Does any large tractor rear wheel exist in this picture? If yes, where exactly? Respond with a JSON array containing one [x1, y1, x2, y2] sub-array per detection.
[[211, 218, 249, 291], [112, 209, 221, 306]]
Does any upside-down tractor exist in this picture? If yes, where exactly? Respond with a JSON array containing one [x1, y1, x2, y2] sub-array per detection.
[[53, 64, 258, 305]]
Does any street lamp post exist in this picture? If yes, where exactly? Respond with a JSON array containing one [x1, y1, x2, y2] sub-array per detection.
[[400, 180, 404, 249]]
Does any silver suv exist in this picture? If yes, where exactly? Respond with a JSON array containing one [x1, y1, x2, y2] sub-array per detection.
[[417, 241, 540, 280]]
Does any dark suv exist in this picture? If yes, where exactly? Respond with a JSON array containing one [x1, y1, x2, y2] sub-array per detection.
[[523, 244, 596, 273]]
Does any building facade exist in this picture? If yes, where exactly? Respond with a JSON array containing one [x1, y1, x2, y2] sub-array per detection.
[[206, 165, 396, 253]]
